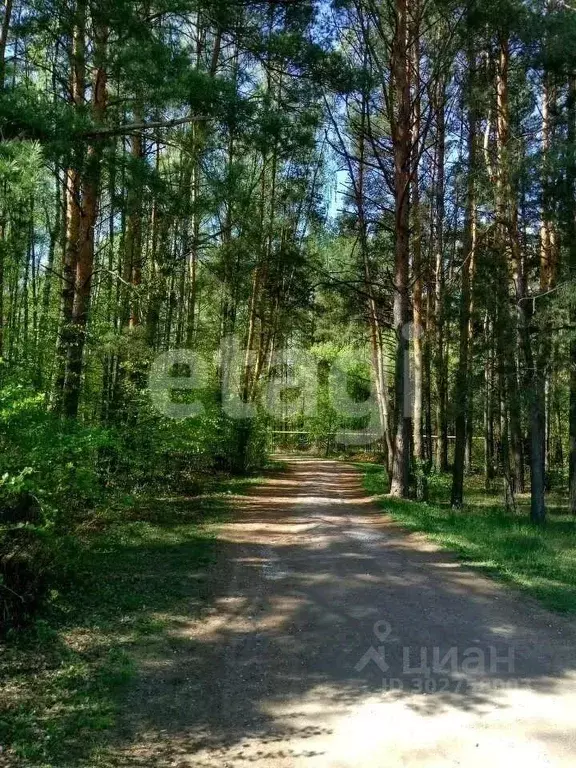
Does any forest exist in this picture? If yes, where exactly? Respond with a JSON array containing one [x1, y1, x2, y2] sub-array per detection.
[[3, 0, 576, 763], [1, 0, 576, 647]]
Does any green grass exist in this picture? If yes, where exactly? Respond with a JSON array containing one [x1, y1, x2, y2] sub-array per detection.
[[0, 473, 260, 768], [359, 463, 576, 614]]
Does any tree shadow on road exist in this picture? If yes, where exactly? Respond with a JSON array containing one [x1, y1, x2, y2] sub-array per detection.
[[97, 460, 576, 766], [4, 460, 575, 767]]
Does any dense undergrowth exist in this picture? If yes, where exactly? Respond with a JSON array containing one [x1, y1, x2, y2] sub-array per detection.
[[0, 381, 269, 633], [360, 462, 576, 614]]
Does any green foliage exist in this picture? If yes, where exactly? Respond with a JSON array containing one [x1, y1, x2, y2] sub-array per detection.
[[0, 379, 268, 633], [0, 141, 45, 198], [0, 385, 109, 521]]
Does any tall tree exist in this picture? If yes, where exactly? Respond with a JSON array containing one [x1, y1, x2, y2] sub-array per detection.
[[452, 45, 478, 508], [389, 0, 412, 497]]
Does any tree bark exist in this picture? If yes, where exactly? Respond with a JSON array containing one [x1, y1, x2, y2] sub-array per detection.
[[411, 6, 427, 499], [62, 15, 108, 418], [36, 184, 61, 388], [566, 77, 576, 515], [484, 313, 495, 486], [0, 0, 13, 90], [540, 69, 559, 487], [452, 49, 477, 508], [54, 0, 85, 412], [126, 115, 144, 329], [389, 0, 411, 498], [433, 81, 448, 473], [495, 35, 525, 497]]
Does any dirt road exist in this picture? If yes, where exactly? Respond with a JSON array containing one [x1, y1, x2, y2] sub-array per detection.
[[117, 459, 576, 767]]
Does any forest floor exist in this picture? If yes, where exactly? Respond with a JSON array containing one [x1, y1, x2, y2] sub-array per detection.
[[0, 473, 260, 767], [3, 458, 576, 767]]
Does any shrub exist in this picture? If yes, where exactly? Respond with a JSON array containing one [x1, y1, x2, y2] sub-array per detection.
[[0, 382, 270, 631]]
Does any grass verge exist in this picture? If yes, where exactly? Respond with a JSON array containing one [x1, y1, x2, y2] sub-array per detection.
[[359, 463, 576, 614], [0, 473, 260, 768]]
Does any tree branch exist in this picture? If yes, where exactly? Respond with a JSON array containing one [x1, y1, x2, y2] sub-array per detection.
[[82, 115, 212, 138]]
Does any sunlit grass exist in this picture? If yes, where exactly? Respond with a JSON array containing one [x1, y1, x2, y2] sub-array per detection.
[[360, 463, 576, 614]]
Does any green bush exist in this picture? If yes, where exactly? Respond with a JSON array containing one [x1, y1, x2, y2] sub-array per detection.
[[0, 383, 269, 632]]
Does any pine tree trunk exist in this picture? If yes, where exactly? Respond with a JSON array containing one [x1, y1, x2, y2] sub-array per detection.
[[145, 142, 165, 350], [411, 4, 426, 499], [36, 184, 61, 388], [62, 18, 108, 418], [424, 286, 434, 466], [540, 74, 559, 295], [127, 116, 144, 329], [540, 72, 558, 490], [185, 145, 200, 347], [465, 201, 478, 474], [355, 65, 393, 469], [145, 198, 167, 346], [484, 313, 495, 486], [433, 82, 448, 473], [389, 0, 411, 497], [0, 207, 5, 361], [452, 50, 477, 508], [54, 2, 85, 412], [495, 35, 525, 497], [0, 0, 13, 90], [566, 77, 576, 515]]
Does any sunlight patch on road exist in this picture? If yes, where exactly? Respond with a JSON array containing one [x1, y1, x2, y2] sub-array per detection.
[[256, 683, 576, 767]]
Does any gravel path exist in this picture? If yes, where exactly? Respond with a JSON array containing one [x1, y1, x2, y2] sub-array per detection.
[[117, 458, 576, 767]]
